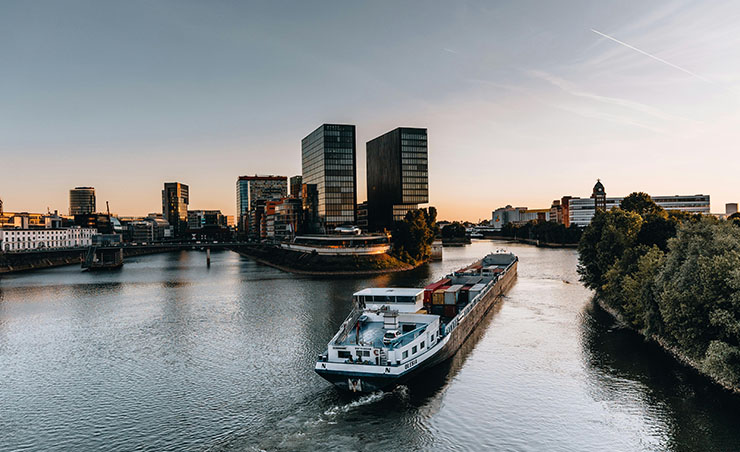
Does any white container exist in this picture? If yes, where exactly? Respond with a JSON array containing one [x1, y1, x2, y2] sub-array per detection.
[[444, 285, 463, 305]]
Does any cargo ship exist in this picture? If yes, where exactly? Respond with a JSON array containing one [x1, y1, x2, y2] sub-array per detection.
[[315, 251, 518, 392]]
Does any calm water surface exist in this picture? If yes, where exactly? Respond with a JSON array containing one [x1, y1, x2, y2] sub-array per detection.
[[1, 241, 738, 451]]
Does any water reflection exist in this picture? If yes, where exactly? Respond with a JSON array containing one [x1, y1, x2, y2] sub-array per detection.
[[580, 299, 740, 452], [1, 243, 740, 452]]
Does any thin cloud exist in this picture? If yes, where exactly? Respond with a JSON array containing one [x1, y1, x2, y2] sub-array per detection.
[[527, 70, 694, 123], [590, 28, 718, 86]]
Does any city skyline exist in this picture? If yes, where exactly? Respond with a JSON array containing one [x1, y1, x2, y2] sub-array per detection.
[[2, 1, 740, 219]]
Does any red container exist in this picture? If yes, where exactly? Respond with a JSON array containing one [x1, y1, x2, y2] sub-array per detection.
[[424, 278, 451, 304]]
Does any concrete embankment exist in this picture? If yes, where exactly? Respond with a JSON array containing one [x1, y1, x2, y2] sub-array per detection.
[[233, 245, 420, 276], [0, 247, 179, 274], [594, 297, 740, 395]]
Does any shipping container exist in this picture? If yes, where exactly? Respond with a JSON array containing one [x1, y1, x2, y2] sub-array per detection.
[[424, 279, 451, 304], [468, 283, 487, 301], [459, 284, 473, 304], [432, 287, 449, 305], [444, 285, 463, 305], [430, 304, 445, 316], [444, 304, 457, 318]]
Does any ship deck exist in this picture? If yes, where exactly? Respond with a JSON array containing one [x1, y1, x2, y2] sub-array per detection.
[[337, 320, 427, 348]]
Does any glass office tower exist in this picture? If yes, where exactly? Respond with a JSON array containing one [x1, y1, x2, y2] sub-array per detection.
[[301, 124, 357, 230], [366, 127, 428, 231], [162, 182, 189, 237], [69, 187, 96, 216]]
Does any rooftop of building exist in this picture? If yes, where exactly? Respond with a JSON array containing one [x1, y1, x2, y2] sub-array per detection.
[[353, 288, 424, 298]]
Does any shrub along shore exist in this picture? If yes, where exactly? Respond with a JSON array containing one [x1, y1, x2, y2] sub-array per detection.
[[578, 192, 740, 393]]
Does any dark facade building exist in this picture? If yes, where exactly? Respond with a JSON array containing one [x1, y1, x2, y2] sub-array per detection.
[[74, 213, 113, 234], [236, 175, 288, 235], [162, 182, 189, 237], [69, 187, 96, 216], [592, 180, 606, 211], [289, 175, 303, 198], [366, 127, 428, 231], [301, 124, 357, 230], [356, 201, 368, 230]]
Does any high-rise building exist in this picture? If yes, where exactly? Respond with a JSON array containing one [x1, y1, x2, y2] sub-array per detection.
[[69, 187, 96, 216], [236, 175, 288, 234], [366, 127, 428, 231], [162, 182, 189, 237], [726, 203, 738, 215], [289, 175, 303, 198], [301, 124, 357, 230]]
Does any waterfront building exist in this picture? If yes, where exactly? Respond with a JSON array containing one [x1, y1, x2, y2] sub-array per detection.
[[162, 182, 189, 237], [726, 203, 738, 215], [280, 233, 390, 256], [549, 196, 573, 227], [366, 127, 428, 231], [301, 124, 357, 230], [290, 176, 303, 198], [356, 201, 368, 230], [568, 197, 622, 227], [568, 181, 711, 227], [0, 226, 96, 252], [74, 213, 113, 234], [268, 198, 303, 240], [187, 210, 227, 229], [69, 187, 96, 216], [491, 206, 550, 230], [236, 175, 288, 235]]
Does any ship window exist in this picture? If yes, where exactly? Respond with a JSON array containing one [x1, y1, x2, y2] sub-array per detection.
[[412, 346, 417, 354], [430, 334, 435, 342], [402, 351, 408, 359], [338, 351, 351, 359], [420, 341, 425, 349], [363, 350, 370, 356]]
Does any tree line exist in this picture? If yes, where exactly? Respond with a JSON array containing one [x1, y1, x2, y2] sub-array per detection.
[[501, 220, 582, 244], [578, 192, 740, 390]]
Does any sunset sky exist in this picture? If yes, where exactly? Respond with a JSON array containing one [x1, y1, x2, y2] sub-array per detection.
[[2, 1, 739, 220]]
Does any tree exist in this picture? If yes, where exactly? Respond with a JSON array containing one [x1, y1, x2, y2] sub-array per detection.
[[577, 208, 643, 291], [620, 192, 663, 217], [391, 208, 437, 264], [441, 222, 466, 239]]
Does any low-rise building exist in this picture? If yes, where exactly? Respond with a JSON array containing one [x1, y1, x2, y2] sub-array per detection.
[[0, 227, 96, 252]]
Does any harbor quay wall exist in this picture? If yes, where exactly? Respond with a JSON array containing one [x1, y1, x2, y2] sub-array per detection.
[[0, 246, 179, 274]]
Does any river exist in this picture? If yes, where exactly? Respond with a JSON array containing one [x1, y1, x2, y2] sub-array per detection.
[[0, 241, 738, 451]]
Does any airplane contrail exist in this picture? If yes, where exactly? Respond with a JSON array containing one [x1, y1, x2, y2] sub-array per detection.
[[590, 28, 716, 85]]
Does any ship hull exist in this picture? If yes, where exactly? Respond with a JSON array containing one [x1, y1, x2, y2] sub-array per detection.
[[316, 261, 518, 392]]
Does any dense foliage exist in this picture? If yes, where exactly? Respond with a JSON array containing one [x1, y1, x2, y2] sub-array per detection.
[[391, 207, 439, 264], [501, 220, 582, 244], [441, 222, 466, 239], [578, 193, 740, 389]]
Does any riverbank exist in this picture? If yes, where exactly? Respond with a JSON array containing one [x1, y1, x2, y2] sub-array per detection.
[[482, 236, 578, 248], [594, 297, 740, 395], [233, 245, 421, 276], [0, 247, 180, 274]]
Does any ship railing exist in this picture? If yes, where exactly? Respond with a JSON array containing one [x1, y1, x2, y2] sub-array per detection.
[[388, 324, 427, 350], [331, 308, 364, 345]]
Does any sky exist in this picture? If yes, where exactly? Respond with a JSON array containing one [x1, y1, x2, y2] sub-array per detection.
[[2, 0, 739, 221]]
